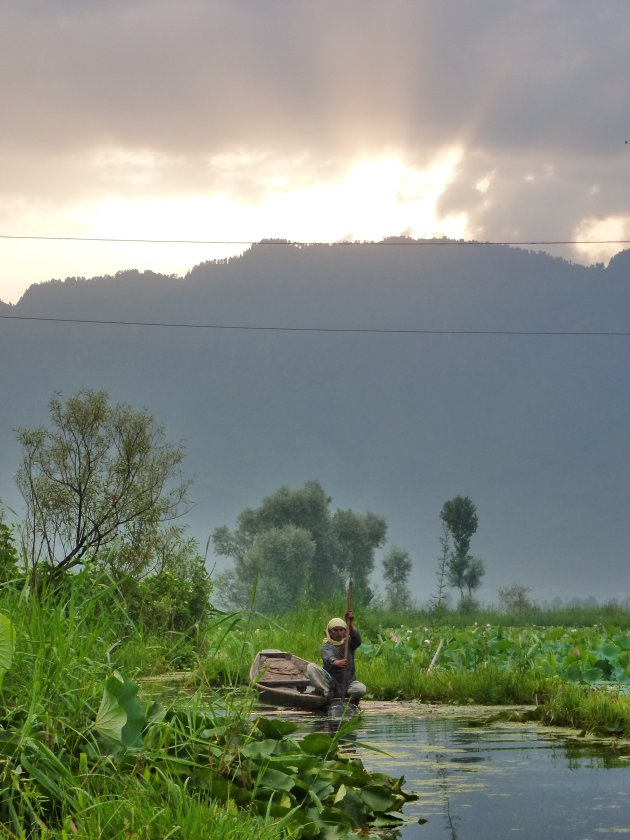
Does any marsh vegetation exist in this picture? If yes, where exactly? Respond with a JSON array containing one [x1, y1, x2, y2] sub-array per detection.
[[3, 388, 630, 837]]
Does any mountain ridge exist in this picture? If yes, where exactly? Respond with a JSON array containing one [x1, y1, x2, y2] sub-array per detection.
[[1, 241, 629, 604]]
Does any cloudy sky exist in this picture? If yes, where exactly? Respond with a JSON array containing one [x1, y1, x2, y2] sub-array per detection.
[[2, 1, 629, 304]]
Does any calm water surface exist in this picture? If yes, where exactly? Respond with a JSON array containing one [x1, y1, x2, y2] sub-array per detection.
[[298, 702, 630, 839]]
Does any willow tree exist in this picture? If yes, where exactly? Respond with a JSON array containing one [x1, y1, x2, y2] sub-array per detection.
[[16, 388, 189, 585]]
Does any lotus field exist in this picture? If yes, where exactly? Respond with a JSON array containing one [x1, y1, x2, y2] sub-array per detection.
[[362, 623, 630, 686]]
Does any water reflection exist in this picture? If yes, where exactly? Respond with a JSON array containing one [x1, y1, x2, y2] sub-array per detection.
[[271, 702, 630, 839]]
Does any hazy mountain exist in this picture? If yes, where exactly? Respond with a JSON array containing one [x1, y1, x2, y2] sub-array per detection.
[[1, 240, 628, 604]]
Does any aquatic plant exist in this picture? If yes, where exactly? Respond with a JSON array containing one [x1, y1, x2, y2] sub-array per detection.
[[0, 576, 419, 837]]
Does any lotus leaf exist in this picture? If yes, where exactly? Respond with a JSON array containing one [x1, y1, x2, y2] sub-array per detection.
[[94, 671, 146, 748]]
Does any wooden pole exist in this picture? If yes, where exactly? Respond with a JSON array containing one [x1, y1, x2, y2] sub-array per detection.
[[427, 638, 444, 674]]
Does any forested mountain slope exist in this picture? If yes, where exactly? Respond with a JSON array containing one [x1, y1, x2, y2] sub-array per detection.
[[1, 241, 628, 602]]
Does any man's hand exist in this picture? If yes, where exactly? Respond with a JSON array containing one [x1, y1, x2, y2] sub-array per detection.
[[345, 609, 354, 623], [334, 657, 349, 668]]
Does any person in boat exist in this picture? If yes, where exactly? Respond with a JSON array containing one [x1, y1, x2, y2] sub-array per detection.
[[307, 611, 366, 704]]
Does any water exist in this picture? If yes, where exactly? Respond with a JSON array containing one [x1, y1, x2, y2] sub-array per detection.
[[300, 702, 630, 839]]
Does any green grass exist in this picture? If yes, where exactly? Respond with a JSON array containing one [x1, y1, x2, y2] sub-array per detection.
[[0, 576, 420, 838], [541, 683, 630, 738], [233, 602, 630, 738], [0, 574, 284, 837], [4, 571, 630, 837]]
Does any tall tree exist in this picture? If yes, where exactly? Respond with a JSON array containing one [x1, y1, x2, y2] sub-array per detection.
[[439, 495, 484, 603], [439, 496, 478, 559], [213, 480, 387, 611], [220, 525, 316, 615], [382, 546, 413, 610], [16, 388, 189, 584], [429, 521, 452, 614], [330, 509, 387, 605]]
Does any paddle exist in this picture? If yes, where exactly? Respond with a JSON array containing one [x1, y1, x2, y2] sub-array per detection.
[[342, 579, 353, 699], [344, 579, 353, 663]]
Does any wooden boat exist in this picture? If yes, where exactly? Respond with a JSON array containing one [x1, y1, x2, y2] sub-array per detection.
[[250, 649, 328, 710], [250, 650, 362, 717]]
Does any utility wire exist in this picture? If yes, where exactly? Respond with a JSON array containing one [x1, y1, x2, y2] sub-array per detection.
[[1, 314, 628, 336], [1, 234, 630, 247]]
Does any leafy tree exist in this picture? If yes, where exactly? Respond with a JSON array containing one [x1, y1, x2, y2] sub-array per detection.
[[440, 496, 478, 558], [498, 583, 535, 614], [220, 525, 316, 615], [330, 509, 387, 604], [16, 388, 189, 585], [382, 546, 413, 610], [439, 495, 485, 602], [218, 480, 336, 596], [463, 556, 485, 596], [131, 546, 214, 634], [0, 506, 19, 581], [213, 480, 387, 611]]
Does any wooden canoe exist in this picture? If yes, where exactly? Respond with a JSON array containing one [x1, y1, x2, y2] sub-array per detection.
[[250, 649, 328, 711]]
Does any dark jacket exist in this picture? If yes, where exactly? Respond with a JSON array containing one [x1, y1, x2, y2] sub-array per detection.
[[321, 626, 362, 698]]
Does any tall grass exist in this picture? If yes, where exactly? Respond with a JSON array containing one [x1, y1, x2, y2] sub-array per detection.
[[0, 571, 284, 838], [236, 601, 630, 736], [541, 683, 630, 738], [0, 577, 421, 838]]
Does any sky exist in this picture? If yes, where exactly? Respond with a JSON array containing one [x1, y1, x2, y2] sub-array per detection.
[[1, 1, 630, 305]]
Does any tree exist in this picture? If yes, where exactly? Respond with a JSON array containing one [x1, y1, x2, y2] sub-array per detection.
[[429, 521, 452, 615], [0, 505, 19, 581], [330, 509, 387, 604], [220, 525, 316, 615], [213, 480, 387, 611], [16, 388, 189, 584], [498, 583, 535, 614], [439, 496, 478, 559], [226, 480, 337, 596], [129, 541, 214, 634], [382, 546, 413, 610], [439, 495, 485, 603]]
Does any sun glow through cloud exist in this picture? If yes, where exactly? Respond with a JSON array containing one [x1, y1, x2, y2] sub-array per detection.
[[1, 150, 468, 303], [573, 215, 630, 265]]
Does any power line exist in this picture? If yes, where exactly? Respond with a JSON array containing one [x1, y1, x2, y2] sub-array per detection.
[[1, 234, 630, 247], [1, 314, 628, 336]]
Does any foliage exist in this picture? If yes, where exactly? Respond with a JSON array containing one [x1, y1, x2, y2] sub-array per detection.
[[498, 583, 536, 614], [382, 546, 413, 610], [214, 480, 387, 612], [439, 495, 478, 556], [331, 509, 387, 604], [360, 622, 630, 689], [540, 682, 630, 737], [0, 575, 417, 838], [248, 606, 630, 726], [0, 506, 19, 581], [92, 692, 418, 838], [15, 388, 189, 584], [220, 525, 315, 615], [123, 534, 214, 635], [439, 495, 485, 601]]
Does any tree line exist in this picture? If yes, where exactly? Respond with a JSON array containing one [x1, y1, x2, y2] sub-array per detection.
[[2, 388, 486, 618]]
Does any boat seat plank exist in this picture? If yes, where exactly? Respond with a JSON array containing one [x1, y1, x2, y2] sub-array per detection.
[[258, 677, 311, 688]]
